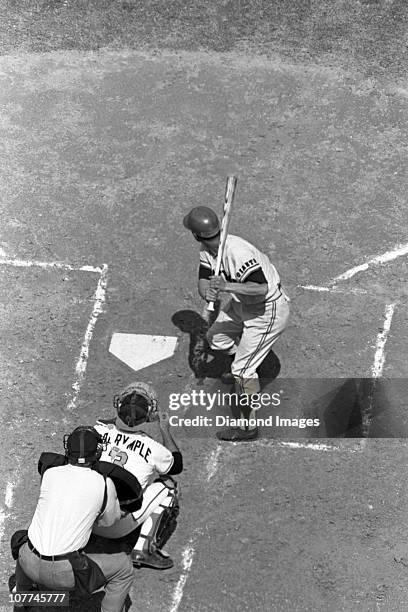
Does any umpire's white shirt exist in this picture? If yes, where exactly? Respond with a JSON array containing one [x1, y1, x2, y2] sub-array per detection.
[[28, 464, 121, 556]]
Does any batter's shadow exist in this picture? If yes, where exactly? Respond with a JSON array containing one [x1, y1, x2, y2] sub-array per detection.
[[171, 308, 282, 385], [171, 308, 225, 379]]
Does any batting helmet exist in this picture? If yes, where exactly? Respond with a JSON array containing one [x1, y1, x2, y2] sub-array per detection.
[[63, 426, 104, 465], [113, 381, 159, 429], [183, 207, 220, 239]]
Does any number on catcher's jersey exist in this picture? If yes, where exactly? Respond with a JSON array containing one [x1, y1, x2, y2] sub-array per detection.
[[109, 446, 129, 467], [95, 420, 175, 489]]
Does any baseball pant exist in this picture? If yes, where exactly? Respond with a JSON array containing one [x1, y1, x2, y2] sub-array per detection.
[[207, 293, 290, 395], [17, 543, 134, 612]]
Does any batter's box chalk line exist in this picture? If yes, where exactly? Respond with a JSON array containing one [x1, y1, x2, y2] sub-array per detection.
[[0, 255, 104, 274], [247, 439, 367, 452], [0, 255, 108, 411], [300, 284, 368, 294], [301, 241, 408, 293]]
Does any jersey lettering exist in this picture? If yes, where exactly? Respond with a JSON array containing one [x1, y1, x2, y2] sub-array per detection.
[[110, 434, 152, 463], [236, 258, 258, 280], [95, 422, 173, 488], [102, 433, 111, 445], [200, 235, 280, 303]]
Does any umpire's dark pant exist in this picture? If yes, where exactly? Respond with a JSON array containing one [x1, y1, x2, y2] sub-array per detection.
[[17, 543, 134, 612]]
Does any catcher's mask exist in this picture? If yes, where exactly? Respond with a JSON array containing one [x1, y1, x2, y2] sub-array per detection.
[[113, 382, 159, 429], [63, 426, 105, 465]]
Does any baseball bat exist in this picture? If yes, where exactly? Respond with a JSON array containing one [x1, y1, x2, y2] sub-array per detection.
[[207, 175, 238, 312]]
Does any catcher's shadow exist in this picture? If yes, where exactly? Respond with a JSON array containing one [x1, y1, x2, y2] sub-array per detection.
[[172, 308, 229, 379]]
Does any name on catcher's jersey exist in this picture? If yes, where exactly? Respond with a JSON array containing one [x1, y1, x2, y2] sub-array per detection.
[[95, 420, 174, 490], [199, 234, 280, 302]]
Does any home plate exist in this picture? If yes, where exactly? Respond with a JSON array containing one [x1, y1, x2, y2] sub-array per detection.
[[109, 333, 178, 372]]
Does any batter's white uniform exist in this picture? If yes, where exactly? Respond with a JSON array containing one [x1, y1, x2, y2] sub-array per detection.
[[200, 234, 290, 394], [93, 419, 175, 540]]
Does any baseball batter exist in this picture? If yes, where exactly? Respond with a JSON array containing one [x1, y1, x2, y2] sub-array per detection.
[[183, 206, 290, 441], [93, 382, 182, 570]]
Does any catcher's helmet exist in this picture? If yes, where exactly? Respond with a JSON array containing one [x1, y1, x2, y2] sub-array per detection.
[[63, 426, 104, 465], [114, 382, 159, 429], [183, 207, 220, 239]]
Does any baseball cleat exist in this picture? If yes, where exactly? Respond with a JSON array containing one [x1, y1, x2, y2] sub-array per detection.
[[131, 549, 174, 570], [216, 427, 259, 442]]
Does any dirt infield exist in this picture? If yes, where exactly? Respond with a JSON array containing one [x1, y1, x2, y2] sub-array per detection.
[[1, 14, 408, 612]]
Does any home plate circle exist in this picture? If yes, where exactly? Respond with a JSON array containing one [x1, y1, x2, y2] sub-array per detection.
[[109, 333, 178, 372]]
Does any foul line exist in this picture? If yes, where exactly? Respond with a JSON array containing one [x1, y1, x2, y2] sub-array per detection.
[[169, 541, 195, 612], [276, 440, 366, 452], [300, 284, 368, 294], [227, 439, 366, 452], [206, 445, 223, 481], [300, 242, 408, 293], [168, 444, 221, 610], [0, 256, 103, 274], [332, 243, 408, 284]]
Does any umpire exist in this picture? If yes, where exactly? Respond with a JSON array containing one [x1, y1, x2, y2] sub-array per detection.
[[15, 426, 134, 612]]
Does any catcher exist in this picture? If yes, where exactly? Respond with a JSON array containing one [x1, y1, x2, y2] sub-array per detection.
[[183, 206, 290, 441], [93, 382, 182, 570]]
